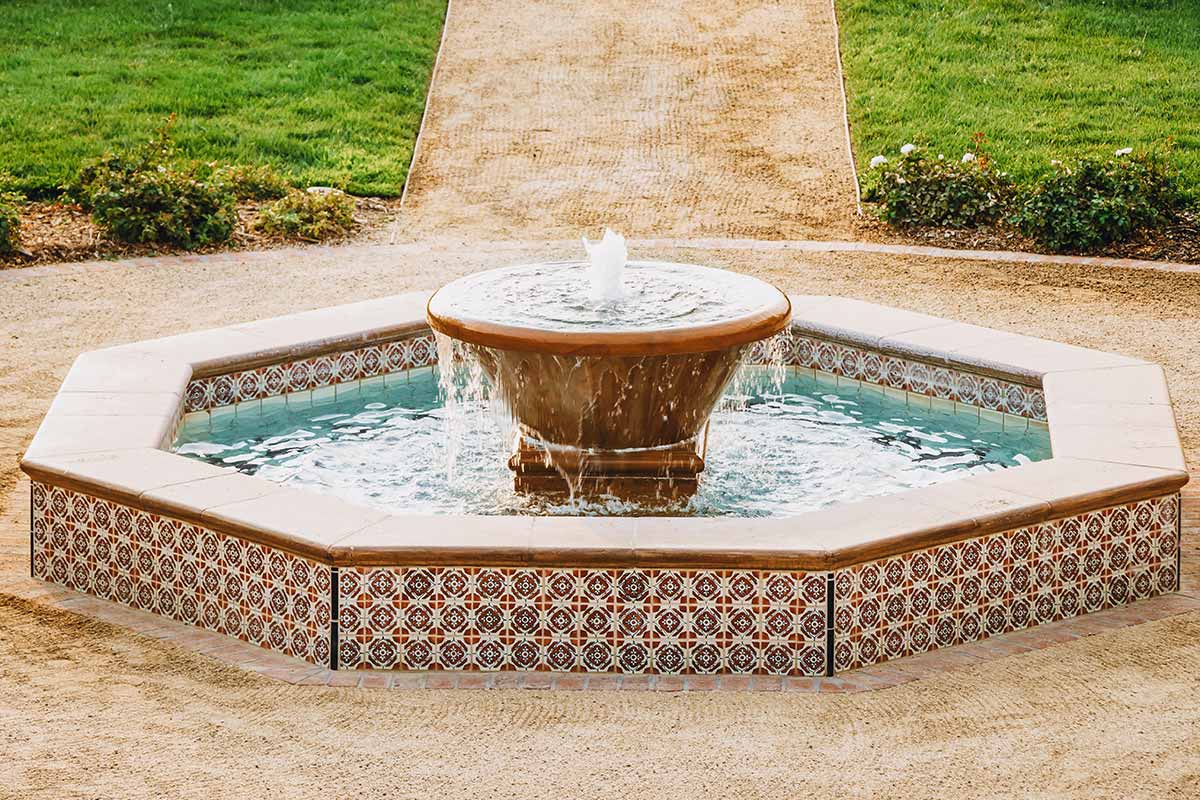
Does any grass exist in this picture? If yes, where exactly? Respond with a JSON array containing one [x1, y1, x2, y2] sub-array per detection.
[[0, 0, 447, 198], [837, 0, 1200, 187]]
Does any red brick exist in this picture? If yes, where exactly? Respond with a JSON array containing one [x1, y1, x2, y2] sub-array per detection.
[[425, 672, 458, 689], [358, 672, 390, 688], [584, 674, 622, 691], [684, 675, 721, 692], [491, 672, 523, 689], [782, 676, 822, 693], [618, 675, 653, 691], [750, 675, 783, 692], [522, 672, 553, 690], [387, 672, 427, 689], [550, 673, 586, 691], [456, 672, 493, 690], [654, 675, 685, 692], [326, 671, 362, 688]]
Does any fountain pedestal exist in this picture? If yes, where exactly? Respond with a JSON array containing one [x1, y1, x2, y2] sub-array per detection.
[[508, 434, 706, 501]]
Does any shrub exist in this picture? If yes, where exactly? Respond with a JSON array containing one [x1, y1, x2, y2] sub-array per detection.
[[71, 120, 236, 249], [861, 137, 1015, 228], [1011, 150, 1187, 252], [0, 189, 22, 255], [256, 189, 356, 240], [214, 163, 291, 201]]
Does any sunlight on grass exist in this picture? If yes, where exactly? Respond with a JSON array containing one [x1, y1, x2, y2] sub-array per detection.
[[838, 0, 1200, 186], [0, 0, 447, 197]]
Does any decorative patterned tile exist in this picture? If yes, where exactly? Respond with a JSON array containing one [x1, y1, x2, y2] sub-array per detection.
[[185, 329, 1044, 423], [183, 334, 438, 413], [747, 332, 1047, 421], [30, 482, 332, 666], [831, 495, 1180, 671], [337, 567, 830, 676]]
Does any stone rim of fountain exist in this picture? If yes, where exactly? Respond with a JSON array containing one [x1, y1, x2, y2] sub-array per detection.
[[426, 260, 793, 356]]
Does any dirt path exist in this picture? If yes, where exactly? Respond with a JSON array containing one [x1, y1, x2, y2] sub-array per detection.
[[2, 242, 1200, 798], [392, 0, 858, 241]]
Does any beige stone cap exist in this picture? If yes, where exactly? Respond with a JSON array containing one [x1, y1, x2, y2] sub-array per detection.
[[110, 291, 433, 378], [789, 296, 1147, 385], [19, 292, 1188, 570]]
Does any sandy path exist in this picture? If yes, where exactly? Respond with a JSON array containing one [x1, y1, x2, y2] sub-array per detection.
[[2, 243, 1200, 798], [393, 0, 858, 241]]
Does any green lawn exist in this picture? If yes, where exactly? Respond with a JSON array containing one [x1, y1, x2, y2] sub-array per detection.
[[0, 0, 446, 198], [838, 0, 1200, 186]]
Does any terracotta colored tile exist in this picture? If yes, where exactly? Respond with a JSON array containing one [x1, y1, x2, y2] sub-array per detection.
[[296, 670, 333, 686], [584, 674, 622, 691], [425, 672, 458, 689], [829, 674, 876, 693], [550, 673, 586, 691], [326, 671, 362, 688], [782, 676, 823, 693], [654, 675, 685, 692], [684, 675, 721, 692], [522, 672, 553, 690], [456, 673, 494, 690], [619, 675, 653, 691], [388, 673, 427, 689], [719, 675, 754, 692], [491, 672, 523, 689], [358, 672, 390, 688]]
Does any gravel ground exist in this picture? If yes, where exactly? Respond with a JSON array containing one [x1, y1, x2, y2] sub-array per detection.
[[2, 0, 1198, 794]]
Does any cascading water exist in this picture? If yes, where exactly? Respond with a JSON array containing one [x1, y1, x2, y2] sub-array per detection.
[[425, 235, 794, 502]]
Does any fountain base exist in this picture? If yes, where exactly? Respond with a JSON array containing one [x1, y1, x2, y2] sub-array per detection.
[[508, 435, 704, 501]]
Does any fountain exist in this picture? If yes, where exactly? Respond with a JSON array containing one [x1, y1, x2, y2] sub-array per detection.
[[425, 230, 793, 500], [29, 251, 1177, 680]]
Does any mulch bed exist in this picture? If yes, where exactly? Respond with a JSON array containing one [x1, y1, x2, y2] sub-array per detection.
[[0, 196, 403, 269], [853, 209, 1200, 265]]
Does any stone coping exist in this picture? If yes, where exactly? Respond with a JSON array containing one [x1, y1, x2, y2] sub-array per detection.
[[21, 291, 1189, 571]]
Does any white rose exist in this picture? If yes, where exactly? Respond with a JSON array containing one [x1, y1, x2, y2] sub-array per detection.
[[961, 152, 976, 163], [1115, 147, 1133, 156], [900, 143, 916, 155], [869, 155, 888, 168]]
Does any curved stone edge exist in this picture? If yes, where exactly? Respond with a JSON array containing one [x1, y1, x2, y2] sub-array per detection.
[[19, 291, 1190, 573]]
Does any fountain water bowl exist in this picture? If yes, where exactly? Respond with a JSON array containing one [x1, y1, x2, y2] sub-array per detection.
[[426, 258, 792, 500]]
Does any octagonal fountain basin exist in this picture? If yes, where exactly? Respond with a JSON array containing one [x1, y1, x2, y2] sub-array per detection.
[[174, 359, 1051, 517], [21, 290, 1188, 681]]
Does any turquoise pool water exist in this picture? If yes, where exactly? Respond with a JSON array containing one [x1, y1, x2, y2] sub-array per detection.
[[174, 367, 1051, 517]]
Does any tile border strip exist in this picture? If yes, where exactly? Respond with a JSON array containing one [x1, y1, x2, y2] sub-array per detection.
[[181, 326, 1046, 420]]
